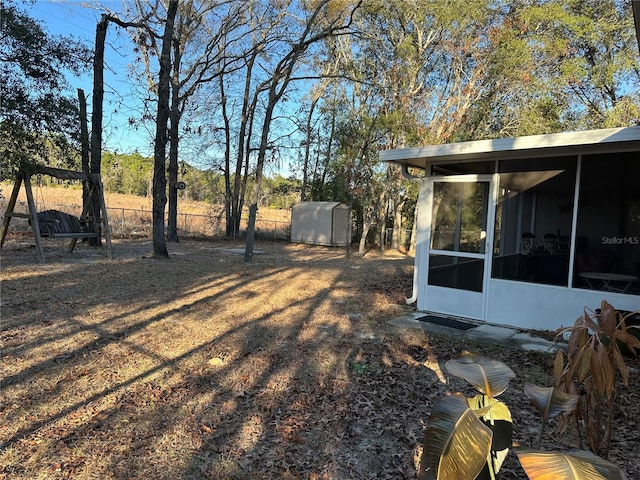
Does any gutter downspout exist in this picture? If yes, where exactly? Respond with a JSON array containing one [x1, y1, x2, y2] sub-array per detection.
[[401, 164, 424, 305]]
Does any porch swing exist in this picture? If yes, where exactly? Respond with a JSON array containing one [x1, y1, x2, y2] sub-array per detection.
[[0, 165, 112, 263]]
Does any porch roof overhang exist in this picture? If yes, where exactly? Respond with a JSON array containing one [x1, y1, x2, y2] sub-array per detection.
[[379, 126, 640, 170]]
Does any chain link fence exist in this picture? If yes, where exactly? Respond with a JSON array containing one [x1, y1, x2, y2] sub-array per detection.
[[0, 201, 292, 241]]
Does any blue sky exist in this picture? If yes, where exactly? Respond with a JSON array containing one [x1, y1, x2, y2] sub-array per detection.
[[27, 1, 310, 178], [30, 0, 156, 156]]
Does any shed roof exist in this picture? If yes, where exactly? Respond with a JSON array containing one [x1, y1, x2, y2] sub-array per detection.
[[379, 126, 640, 169], [292, 201, 346, 211]]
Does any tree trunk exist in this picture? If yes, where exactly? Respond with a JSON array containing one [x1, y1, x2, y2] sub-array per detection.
[[392, 198, 405, 251], [232, 54, 259, 238], [244, 97, 275, 262], [301, 97, 319, 202], [319, 106, 336, 194], [359, 221, 371, 255], [220, 71, 232, 237], [151, 0, 178, 258], [242, 0, 361, 258], [89, 15, 108, 246], [78, 88, 90, 213], [166, 37, 182, 243], [409, 202, 418, 256], [78, 89, 89, 175], [378, 197, 386, 253], [237, 138, 250, 236]]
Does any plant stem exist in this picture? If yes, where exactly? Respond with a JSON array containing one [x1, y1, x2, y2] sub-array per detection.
[[536, 421, 545, 450]]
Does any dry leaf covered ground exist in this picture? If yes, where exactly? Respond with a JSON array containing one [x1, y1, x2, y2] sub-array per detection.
[[1, 237, 638, 479]]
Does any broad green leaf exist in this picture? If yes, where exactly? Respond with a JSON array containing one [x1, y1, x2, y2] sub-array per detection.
[[467, 394, 513, 477], [420, 393, 492, 480], [467, 395, 512, 443], [515, 447, 628, 480], [475, 447, 510, 480], [567, 450, 630, 480], [524, 384, 579, 421], [445, 353, 515, 397]]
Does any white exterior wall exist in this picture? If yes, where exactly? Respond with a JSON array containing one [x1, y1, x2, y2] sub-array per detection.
[[485, 280, 640, 330], [415, 267, 640, 331]]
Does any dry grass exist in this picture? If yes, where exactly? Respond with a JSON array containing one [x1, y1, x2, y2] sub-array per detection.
[[0, 183, 291, 239], [0, 183, 291, 222], [0, 239, 412, 479], [1, 238, 638, 479]]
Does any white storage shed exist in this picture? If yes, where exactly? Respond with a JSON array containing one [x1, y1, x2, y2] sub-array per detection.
[[290, 202, 351, 247]]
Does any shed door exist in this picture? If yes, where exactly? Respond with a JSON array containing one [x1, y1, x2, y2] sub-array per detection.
[[424, 175, 496, 320]]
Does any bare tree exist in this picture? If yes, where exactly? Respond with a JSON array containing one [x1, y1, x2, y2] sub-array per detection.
[[126, 0, 247, 242], [244, 0, 362, 262], [167, 1, 247, 241], [87, 15, 109, 245], [299, 95, 319, 202], [226, 4, 268, 238], [151, 0, 178, 257], [89, 5, 174, 254]]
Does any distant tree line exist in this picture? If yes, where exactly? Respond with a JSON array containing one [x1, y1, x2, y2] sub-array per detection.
[[99, 151, 301, 211]]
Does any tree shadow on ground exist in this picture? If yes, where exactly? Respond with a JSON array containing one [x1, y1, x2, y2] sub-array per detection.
[[1, 238, 424, 478], [5, 238, 636, 479]]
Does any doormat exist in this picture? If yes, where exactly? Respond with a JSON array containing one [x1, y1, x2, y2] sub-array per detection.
[[416, 315, 477, 331]]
